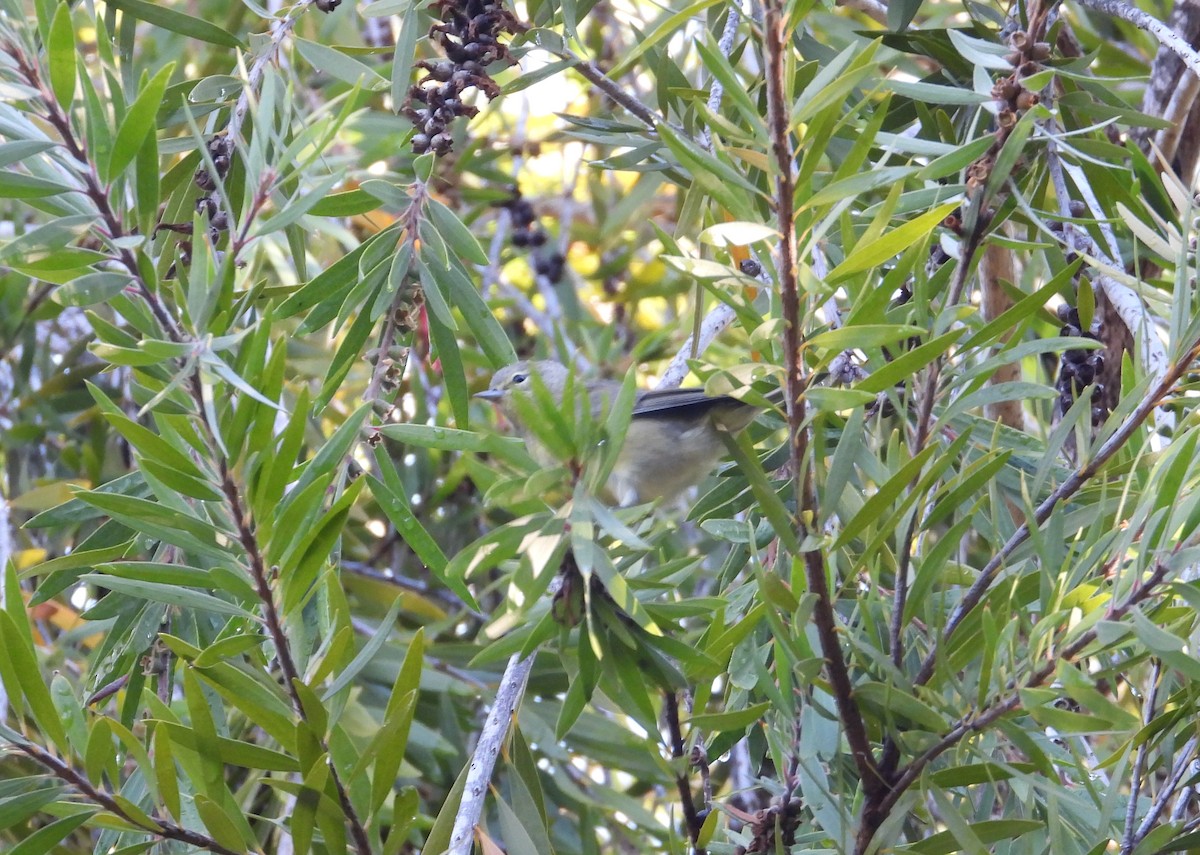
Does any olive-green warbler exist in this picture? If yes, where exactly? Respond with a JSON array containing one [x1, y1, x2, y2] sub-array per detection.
[[475, 360, 762, 505]]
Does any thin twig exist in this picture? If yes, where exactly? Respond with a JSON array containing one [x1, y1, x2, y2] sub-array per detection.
[[1071, 0, 1200, 82], [837, 0, 888, 25], [7, 38, 375, 855], [882, 554, 1177, 816], [13, 740, 241, 855], [228, 1, 314, 147], [1134, 735, 1200, 846], [566, 53, 661, 129], [665, 691, 706, 853], [447, 652, 535, 854], [764, 0, 882, 815], [1121, 659, 1163, 855], [699, 6, 742, 153], [913, 338, 1200, 687]]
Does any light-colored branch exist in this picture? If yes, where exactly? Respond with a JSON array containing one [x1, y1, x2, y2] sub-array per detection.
[[1132, 735, 1198, 847], [979, 242, 1026, 429], [1121, 659, 1163, 855], [1152, 68, 1200, 166], [1072, 0, 1200, 81], [657, 4, 749, 391], [228, 1, 313, 146], [699, 6, 743, 152], [447, 655, 534, 854], [837, 0, 888, 25], [1044, 142, 1172, 437], [657, 304, 738, 389]]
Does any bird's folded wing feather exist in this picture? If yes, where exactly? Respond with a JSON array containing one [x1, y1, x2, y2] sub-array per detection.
[[631, 388, 743, 416]]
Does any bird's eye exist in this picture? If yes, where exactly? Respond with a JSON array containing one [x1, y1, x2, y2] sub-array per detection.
[[512, 373, 528, 385]]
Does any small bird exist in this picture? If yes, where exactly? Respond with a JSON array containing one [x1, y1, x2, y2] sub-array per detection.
[[475, 360, 764, 505]]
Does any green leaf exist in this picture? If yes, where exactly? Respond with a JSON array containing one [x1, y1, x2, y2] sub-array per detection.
[[0, 785, 66, 834], [390, 3, 422, 108], [88, 384, 208, 480], [79, 574, 255, 618], [7, 809, 96, 855], [438, 258, 517, 366], [253, 173, 344, 236], [855, 682, 946, 730], [104, 0, 244, 47], [154, 721, 300, 772], [54, 272, 131, 307], [0, 612, 70, 753], [607, 0, 727, 78], [194, 794, 248, 852], [884, 79, 986, 105], [0, 171, 72, 199], [153, 724, 182, 821], [687, 701, 770, 732], [47, 3, 76, 108], [834, 444, 939, 549], [657, 123, 761, 217], [308, 188, 378, 217], [854, 328, 966, 394], [807, 324, 927, 355], [73, 491, 231, 559], [367, 469, 450, 578], [829, 201, 960, 282], [321, 595, 404, 701], [106, 63, 175, 181], [912, 819, 1046, 854], [294, 38, 388, 90]]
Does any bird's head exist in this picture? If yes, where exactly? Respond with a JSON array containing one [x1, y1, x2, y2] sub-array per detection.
[[475, 360, 569, 406]]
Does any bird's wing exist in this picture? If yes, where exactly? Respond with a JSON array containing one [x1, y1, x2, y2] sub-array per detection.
[[631, 388, 741, 417]]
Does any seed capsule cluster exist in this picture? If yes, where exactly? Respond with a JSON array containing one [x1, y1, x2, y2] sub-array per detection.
[[403, 0, 526, 155], [494, 186, 565, 282], [1054, 303, 1108, 426], [193, 135, 234, 238]]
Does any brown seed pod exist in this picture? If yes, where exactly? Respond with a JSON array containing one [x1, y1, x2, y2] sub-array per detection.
[[1015, 89, 1040, 110]]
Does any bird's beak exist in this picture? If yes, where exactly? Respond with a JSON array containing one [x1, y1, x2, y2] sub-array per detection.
[[474, 389, 503, 401]]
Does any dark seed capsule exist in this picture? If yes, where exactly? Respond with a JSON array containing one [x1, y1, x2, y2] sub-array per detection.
[[1056, 304, 1073, 322], [529, 229, 548, 247], [739, 258, 762, 276], [1064, 349, 1088, 364], [511, 230, 530, 247]]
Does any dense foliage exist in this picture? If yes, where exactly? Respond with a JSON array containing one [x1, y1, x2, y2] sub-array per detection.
[[2, 0, 1200, 853]]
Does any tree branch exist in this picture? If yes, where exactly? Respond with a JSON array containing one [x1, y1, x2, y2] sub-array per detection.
[[14, 740, 242, 855], [1071, 0, 1200, 81], [914, 337, 1200, 687], [665, 691, 706, 853], [763, 0, 883, 816], [883, 553, 1178, 815]]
